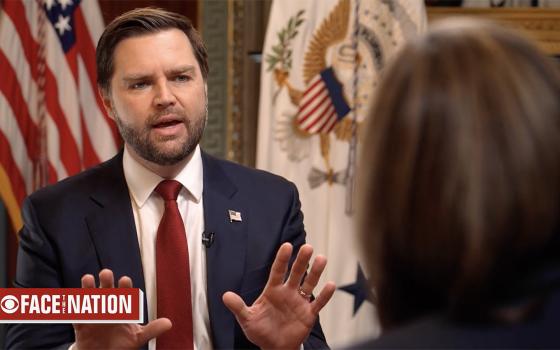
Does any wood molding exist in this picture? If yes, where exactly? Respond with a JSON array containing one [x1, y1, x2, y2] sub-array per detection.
[[427, 8, 560, 54]]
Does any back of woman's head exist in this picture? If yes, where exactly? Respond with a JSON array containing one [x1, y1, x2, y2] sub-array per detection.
[[358, 18, 560, 330]]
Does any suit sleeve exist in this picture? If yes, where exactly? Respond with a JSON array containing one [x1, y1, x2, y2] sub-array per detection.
[[5, 197, 75, 350], [281, 182, 330, 350]]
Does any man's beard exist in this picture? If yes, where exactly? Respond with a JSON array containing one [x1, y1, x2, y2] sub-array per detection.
[[113, 106, 206, 166]]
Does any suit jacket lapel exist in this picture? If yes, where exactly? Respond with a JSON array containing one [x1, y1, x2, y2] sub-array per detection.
[[84, 152, 147, 322], [202, 152, 248, 349]]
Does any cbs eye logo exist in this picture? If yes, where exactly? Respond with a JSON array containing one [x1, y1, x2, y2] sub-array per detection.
[[1, 295, 19, 314]]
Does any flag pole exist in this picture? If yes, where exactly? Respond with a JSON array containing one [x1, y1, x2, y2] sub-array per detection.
[[345, 0, 360, 215], [35, 0, 48, 190]]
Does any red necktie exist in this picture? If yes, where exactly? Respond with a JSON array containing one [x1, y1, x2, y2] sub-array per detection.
[[155, 180, 193, 349]]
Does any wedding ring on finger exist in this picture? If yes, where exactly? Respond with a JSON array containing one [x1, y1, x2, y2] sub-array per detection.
[[298, 287, 312, 301]]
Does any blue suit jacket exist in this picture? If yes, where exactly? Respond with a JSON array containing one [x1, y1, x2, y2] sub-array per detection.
[[5, 151, 328, 349]]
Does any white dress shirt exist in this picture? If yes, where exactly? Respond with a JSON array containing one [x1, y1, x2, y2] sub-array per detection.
[[123, 145, 212, 350]]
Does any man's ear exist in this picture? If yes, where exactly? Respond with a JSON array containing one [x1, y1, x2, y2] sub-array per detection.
[[98, 87, 114, 120]]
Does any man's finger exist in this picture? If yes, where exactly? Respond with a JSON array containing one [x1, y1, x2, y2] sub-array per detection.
[[222, 291, 250, 323], [118, 276, 133, 288], [81, 274, 95, 288], [311, 281, 336, 314], [138, 318, 172, 345], [99, 269, 115, 288], [299, 254, 327, 295], [266, 243, 293, 288], [285, 244, 313, 289]]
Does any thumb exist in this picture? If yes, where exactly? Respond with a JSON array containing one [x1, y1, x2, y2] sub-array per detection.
[[222, 291, 250, 323], [138, 318, 172, 345]]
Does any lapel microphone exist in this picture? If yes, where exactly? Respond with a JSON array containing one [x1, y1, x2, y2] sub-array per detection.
[[202, 231, 215, 248]]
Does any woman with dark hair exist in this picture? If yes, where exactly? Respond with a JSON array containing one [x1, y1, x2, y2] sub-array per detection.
[[356, 18, 560, 348]]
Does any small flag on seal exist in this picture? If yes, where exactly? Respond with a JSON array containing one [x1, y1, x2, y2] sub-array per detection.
[[228, 210, 242, 222]]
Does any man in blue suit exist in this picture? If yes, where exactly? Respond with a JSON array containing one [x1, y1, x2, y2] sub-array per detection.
[[6, 7, 335, 349]]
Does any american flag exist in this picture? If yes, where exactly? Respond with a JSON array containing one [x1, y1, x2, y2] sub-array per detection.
[[228, 210, 242, 222], [296, 67, 350, 134], [0, 0, 119, 233]]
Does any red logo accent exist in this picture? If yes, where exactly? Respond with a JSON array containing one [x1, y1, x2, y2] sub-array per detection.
[[0, 288, 143, 323]]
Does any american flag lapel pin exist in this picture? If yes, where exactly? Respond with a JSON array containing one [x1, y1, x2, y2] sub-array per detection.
[[228, 210, 242, 223]]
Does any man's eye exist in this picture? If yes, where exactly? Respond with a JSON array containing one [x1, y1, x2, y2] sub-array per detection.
[[130, 82, 148, 89], [175, 75, 191, 82]]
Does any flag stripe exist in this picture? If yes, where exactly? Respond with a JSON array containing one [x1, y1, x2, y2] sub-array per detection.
[[315, 109, 337, 133], [324, 113, 339, 133], [74, 8, 121, 148], [295, 69, 351, 135], [44, 73, 82, 175], [64, 45, 80, 82], [300, 99, 333, 130], [4, 2, 83, 175], [0, 94, 33, 196], [0, 44, 60, 190], [305, 105, 335, 133], [298, 76, 323, 110], [80, 116, 101, 168], [0, 17, 38, 124], [77, 56, 117, 161], [0, 17, 77, 178], [0, 22, 58, 182], [43, 57, 84, 165], [79, 0, 104, 41], [45, 113, 66, 180], [298, 84, 328, 118], [22, 1, 96, 164], [297, 88, 329, 124], [0, 11, 65, 180], [0, 51, 40, 162], [0, 0, 117, 236], [0, 130, 30, 206], [3, 1, 40, 87]]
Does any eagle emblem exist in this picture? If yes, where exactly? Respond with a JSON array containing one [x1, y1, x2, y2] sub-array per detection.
[[265, 0, 420, 210]]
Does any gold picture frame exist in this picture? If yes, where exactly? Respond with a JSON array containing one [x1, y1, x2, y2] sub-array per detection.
[[428, 7, 560, 55]]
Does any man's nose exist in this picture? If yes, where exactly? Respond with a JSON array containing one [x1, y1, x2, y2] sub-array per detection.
[[153, 82, 176, 108]]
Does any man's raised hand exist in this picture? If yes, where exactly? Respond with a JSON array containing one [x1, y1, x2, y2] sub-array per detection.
[[73, 269, 171, 350], [222, 243, 336, 350]]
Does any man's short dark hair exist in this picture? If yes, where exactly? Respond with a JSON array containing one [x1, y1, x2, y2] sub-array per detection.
[[96, 7, 209, 94]]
